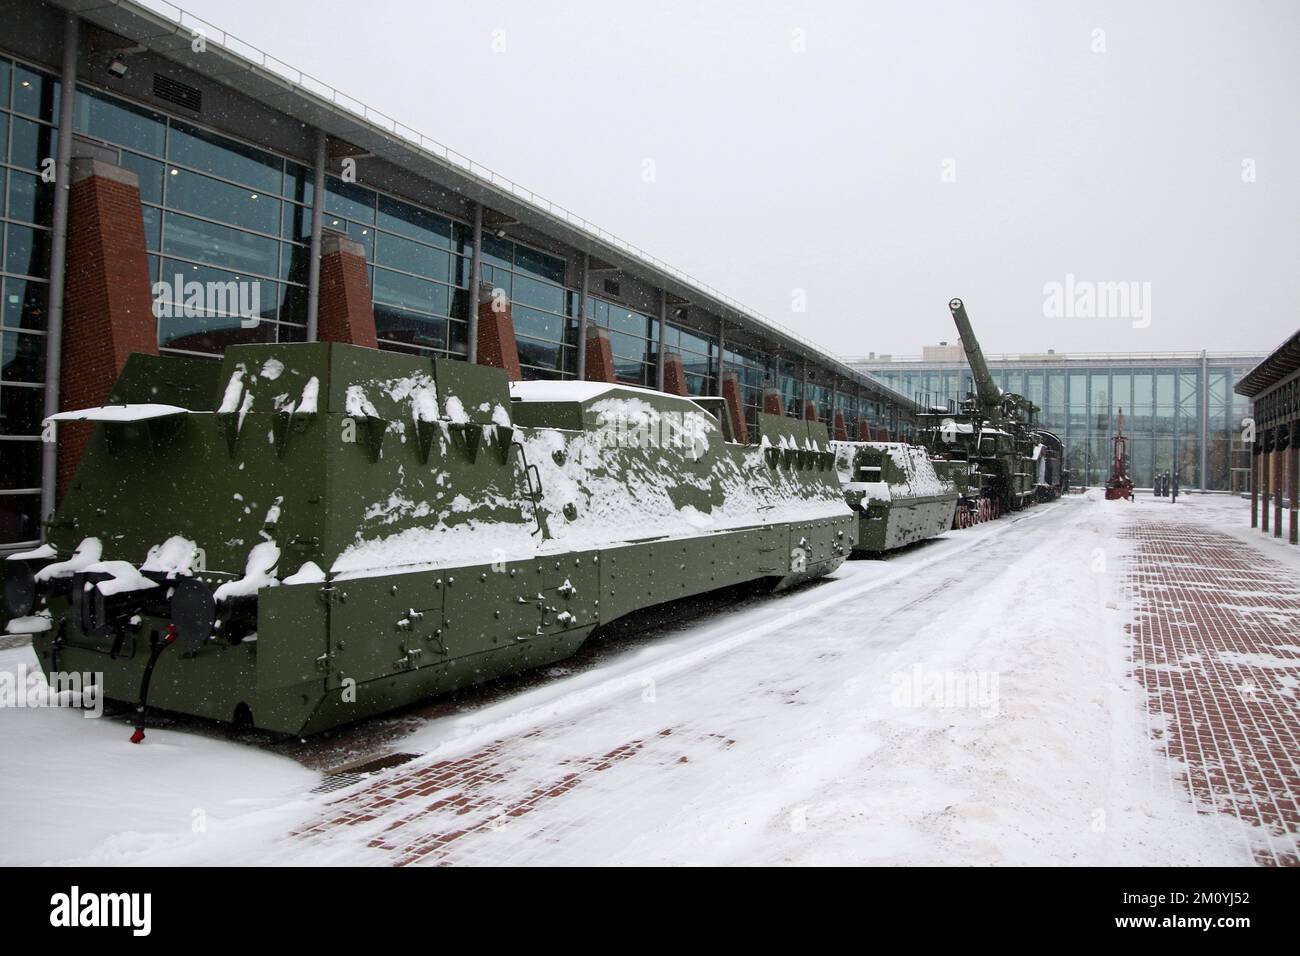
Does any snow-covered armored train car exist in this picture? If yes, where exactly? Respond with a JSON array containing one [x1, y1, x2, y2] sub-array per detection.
[[831, 441, 958, 553], [4, 343, 852, 735]]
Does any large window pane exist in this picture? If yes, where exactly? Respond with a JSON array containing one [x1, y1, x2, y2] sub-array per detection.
[[374, 304, 448, 351], [73, 87, 165, 155], [517, 335, 562, 371], [156, 259, 279, 324], [324, 176, 374, 224], [373, 267, 448, 316], [375, 231, 449, 281], [2, 278, 48, 331], [159, 312, 278, 354], [9, 116, 57, 171], [514, 244, 565, 285], [6, 170, 54, 226], [512, 304, 565, 343], [162, 212, 280, 277], [511, 273, 564, 315], [0, 436, 40, 487], [166, 167, 280, 235], [0, 493, 41, 545], [1, 385, 41, 436], [5, 224, 51, 279], [1, 329, 44, 383], [13, 66, 59, 121], [167, 120, 281, 193], [119, 151, 164, 205], [377, 194, 451, 248]]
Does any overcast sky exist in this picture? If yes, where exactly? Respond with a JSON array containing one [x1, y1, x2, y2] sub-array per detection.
[[181, 0, 1298, 359]]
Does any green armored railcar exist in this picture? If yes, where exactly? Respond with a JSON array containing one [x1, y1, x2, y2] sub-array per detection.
[[831, 441, 958, 554], [3, 343, 853, 736]]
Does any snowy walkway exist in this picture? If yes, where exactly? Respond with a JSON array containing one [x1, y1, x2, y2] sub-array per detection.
[[1123, 499, 1300, 866], [2, 493, 1294, 865]]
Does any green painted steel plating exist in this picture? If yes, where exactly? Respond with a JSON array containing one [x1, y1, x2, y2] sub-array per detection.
[[832, 441, 958, 553], [13, 343, 855, 735]]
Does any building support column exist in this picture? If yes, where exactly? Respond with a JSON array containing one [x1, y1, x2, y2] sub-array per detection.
[[1275, 429, 1285, 539], [656, 291, 667, 392], [305, 129, 327, 342], [575, 251, 589, 380], [466, 203, 483, 364], [1262, 444, 1271, 534], [1250, 444, 1260, 528], [39, 11, 79, 533], [1199, 350, 1209, 491], [1290, 430, 1299, 545]]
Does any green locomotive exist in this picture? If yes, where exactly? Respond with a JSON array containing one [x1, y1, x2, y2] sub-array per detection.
[[3, 342, 853, 736]]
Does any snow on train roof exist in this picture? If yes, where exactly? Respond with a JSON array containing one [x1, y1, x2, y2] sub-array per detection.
[[45, 404, 190, 423], [509, 381, 662, 403]]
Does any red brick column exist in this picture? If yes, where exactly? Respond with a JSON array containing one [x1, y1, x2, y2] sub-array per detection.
[[58, 158, 158, 498], [1284, 439, 1294, 546], [877, 428, 892, 442], [476, 282, 521, 380], [318, 234, 378, 348], [803, 400, 819, 423], [1277, 433, 1287, 539], [858, 421, 874, 441], [833, 411, 848, 441], [584, 327, 616, 383], [762, 388, 784, 416], [1251, 445, 1260, 528], [661, 353, 687, 396], [721, 373, 747, 444]]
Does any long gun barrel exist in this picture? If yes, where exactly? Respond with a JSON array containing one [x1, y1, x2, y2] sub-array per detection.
[[948, 297, 1002, 410]]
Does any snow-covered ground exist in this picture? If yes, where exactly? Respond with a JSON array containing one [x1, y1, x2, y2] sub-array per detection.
[[0, 492, 1270, 865]]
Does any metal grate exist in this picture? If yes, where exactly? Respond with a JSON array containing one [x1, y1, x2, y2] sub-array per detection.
[[311, 752, 421, 794], [152, 73, 202, 112]]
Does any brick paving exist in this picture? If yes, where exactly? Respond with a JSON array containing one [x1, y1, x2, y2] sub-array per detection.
[[1123, 513, 1300, 866], [294, 726, 736, 866]]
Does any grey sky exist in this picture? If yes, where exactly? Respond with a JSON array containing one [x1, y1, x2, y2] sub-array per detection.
[[180, 0, 1298, 358]]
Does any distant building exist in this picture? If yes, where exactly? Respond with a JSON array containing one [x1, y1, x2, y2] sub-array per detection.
[[850, 349, 1265, 491]]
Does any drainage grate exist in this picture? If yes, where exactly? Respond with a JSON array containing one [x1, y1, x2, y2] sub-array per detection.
[[312, 752, 421, 794]]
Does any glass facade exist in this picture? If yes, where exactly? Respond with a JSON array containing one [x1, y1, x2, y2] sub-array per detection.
[[0, 51, 907, 550], [864, 359, 1259, 491], [1, 59, 60, 547]]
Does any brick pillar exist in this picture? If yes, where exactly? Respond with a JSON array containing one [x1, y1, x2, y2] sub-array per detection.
[[762, 388, 784, 416], [661, 352, 687, 396], [1251, 445, 1260, 528], [858, 421, 874, 442], [803, 400, 819, 423], [1276, 432, 1286, 539], [721, 373, 747, 444], [1262, 448, 1271, 533], [878, 428, 892, 442], [833, 411, 848, 441], [475, 281, 521, 380], [318, 234, 378, 348], [584, 326, 616, 383], [58, 158, 158, 498], [1290, 439, 1298, 546]]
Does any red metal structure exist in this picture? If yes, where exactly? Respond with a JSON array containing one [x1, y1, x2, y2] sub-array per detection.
[[1105, 407, 1135, 500]]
